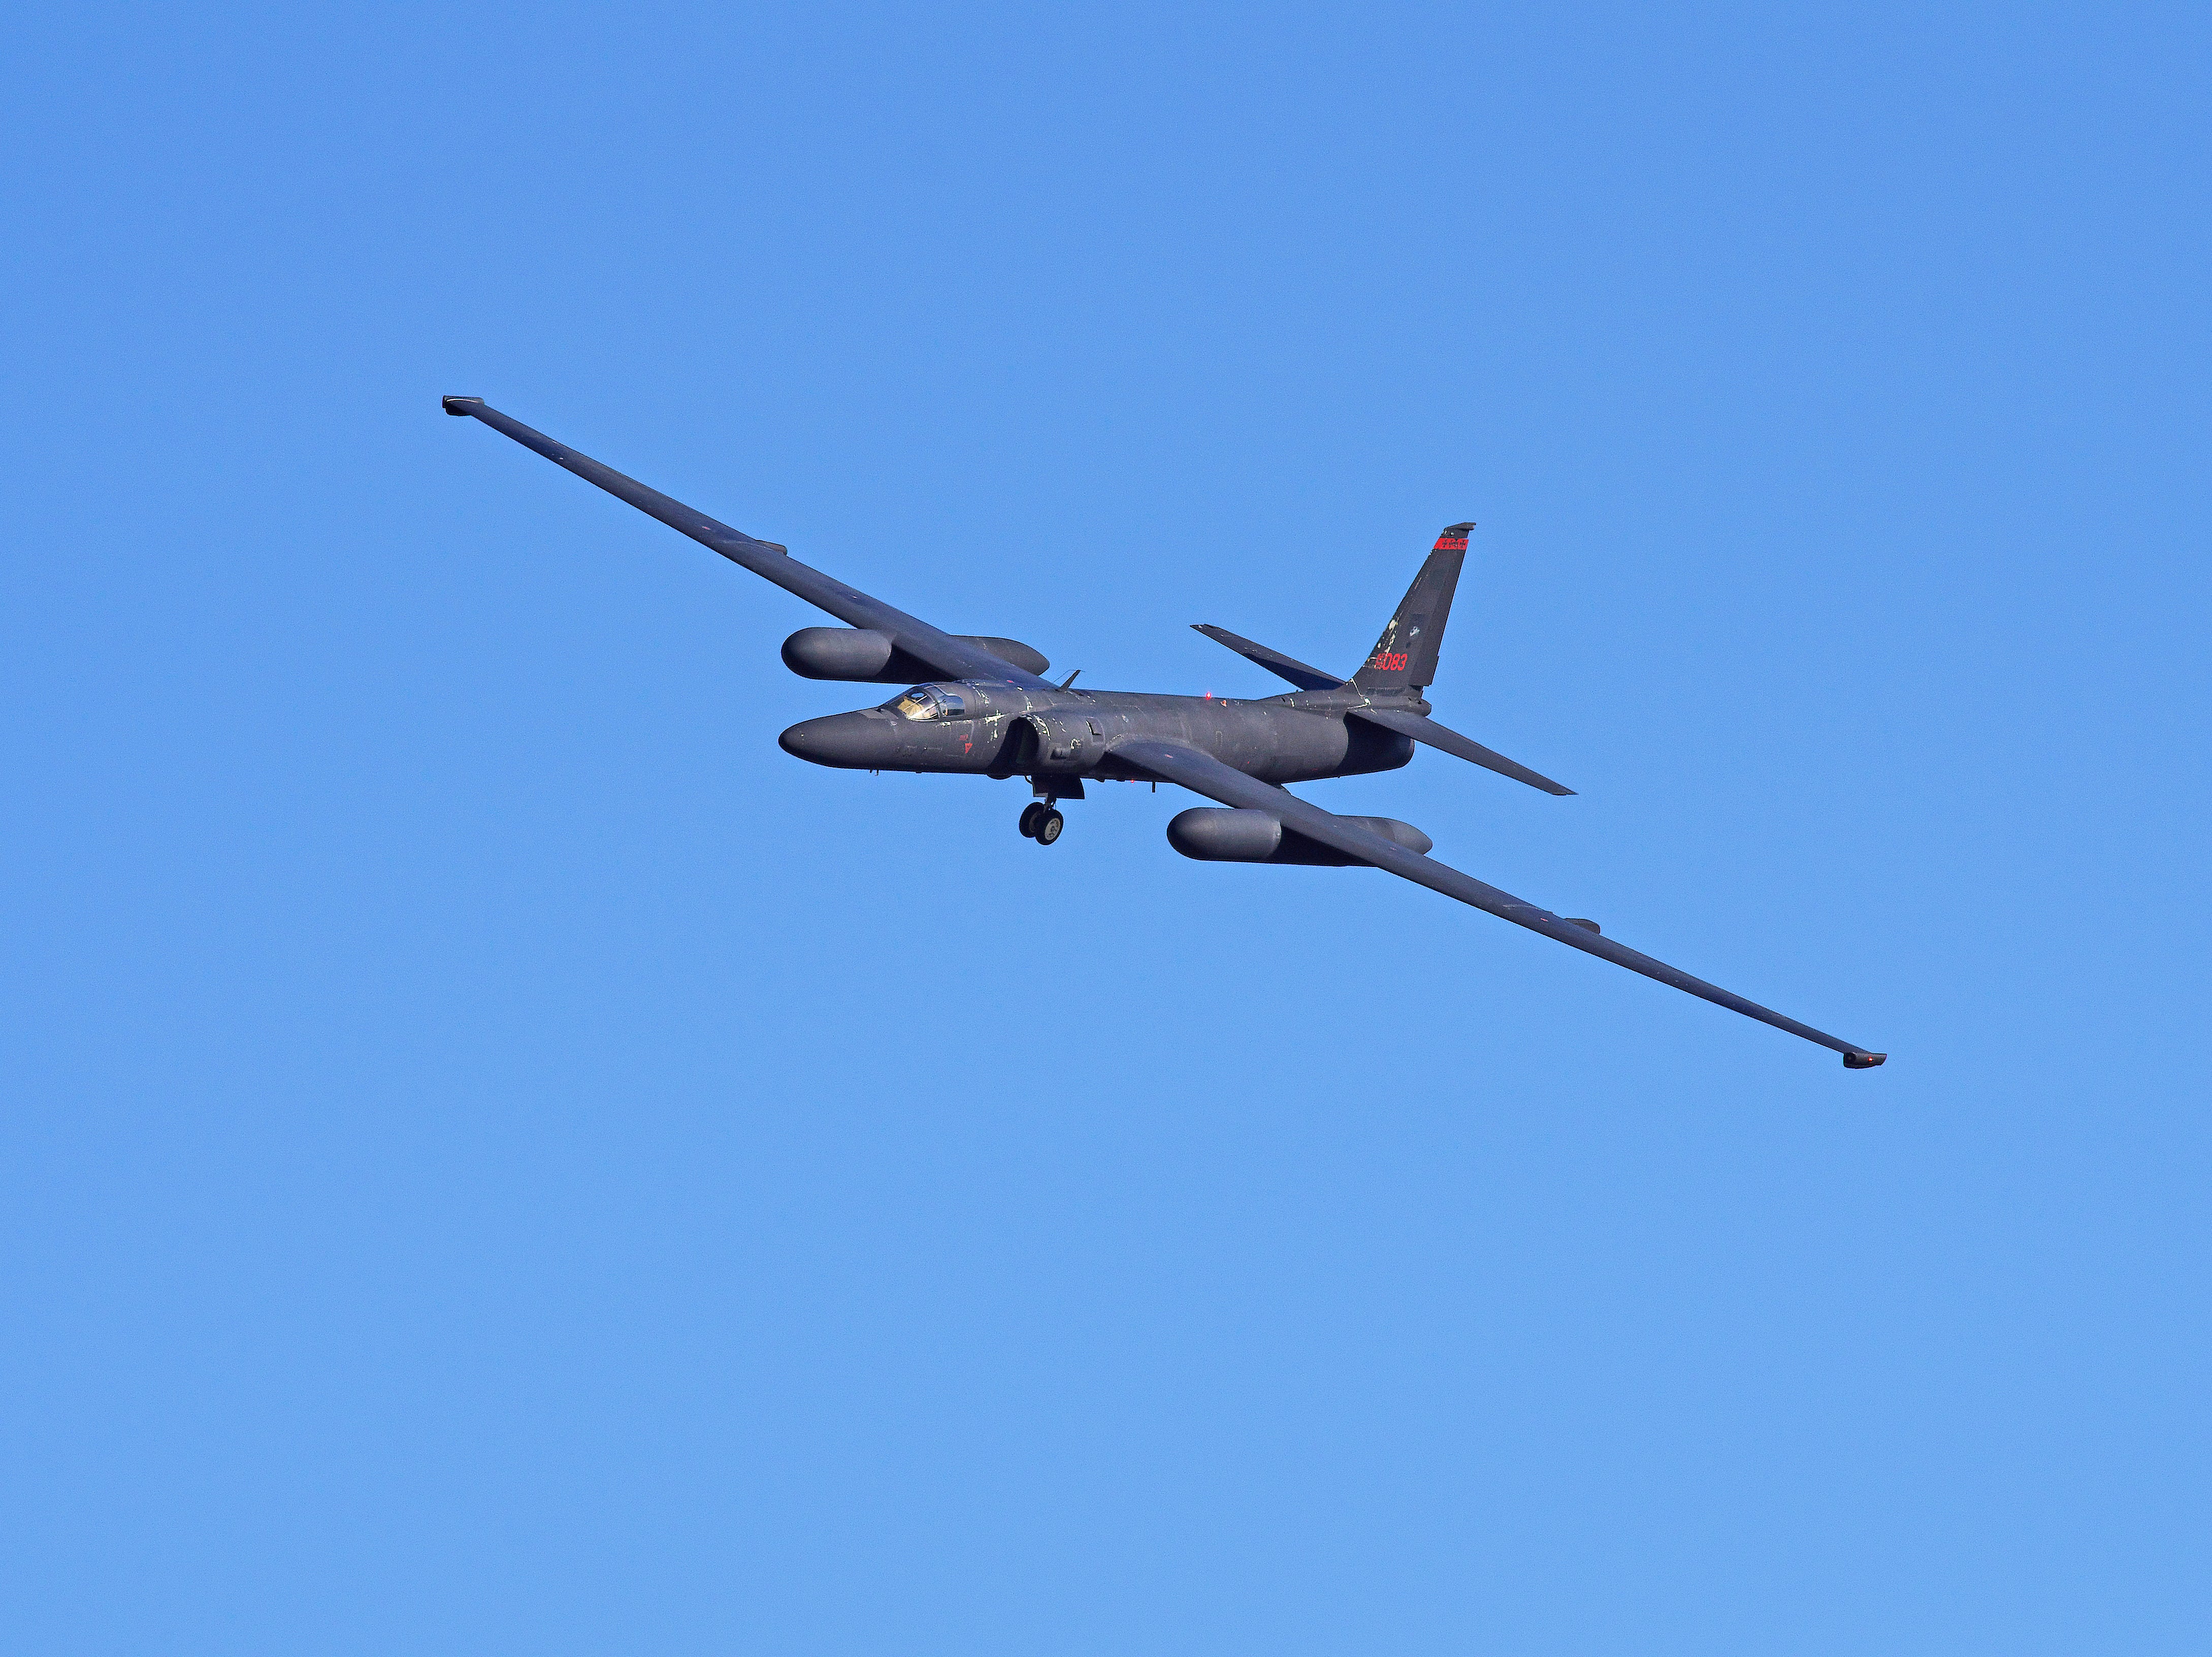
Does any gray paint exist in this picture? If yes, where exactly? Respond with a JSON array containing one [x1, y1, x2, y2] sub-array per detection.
[[781, 627, 1051, 683], [1168, 808, 1435, 865], [443, 396, 1885, 1069]]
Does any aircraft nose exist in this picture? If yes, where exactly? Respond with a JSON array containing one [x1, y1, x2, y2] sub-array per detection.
[[778, 712, 896, 769]]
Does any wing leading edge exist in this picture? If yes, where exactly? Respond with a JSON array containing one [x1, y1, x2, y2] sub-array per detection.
[[1112, 739, 1884, 1067], [441, 397, 1058, 691]]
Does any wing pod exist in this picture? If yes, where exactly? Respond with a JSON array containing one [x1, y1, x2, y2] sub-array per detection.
[[783, 627, 1049, 682], [1167, 807, 1431, 865]]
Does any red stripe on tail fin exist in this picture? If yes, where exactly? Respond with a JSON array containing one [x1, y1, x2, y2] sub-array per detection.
[[1351, 523, 1473, 693]]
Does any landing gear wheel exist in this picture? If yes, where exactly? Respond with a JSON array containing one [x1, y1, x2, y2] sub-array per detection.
[[1034, 808, 1064, 845], [1018, 802, 1046, 838]]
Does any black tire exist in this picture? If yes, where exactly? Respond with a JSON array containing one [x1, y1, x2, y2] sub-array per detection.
[[1034, 808, 1064, 845], [1018, 802, 1045, 838]]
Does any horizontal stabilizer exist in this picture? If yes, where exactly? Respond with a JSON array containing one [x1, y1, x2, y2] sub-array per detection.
[[1351, 707, 1574, 796], [1191, 624, 1346, 691]]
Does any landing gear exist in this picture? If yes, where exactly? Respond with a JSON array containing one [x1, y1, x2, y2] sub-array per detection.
[[1021, 776, 1078, 845], [1018, 802, 1065, 844]]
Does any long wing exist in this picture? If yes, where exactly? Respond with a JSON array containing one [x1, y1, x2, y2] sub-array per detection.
[[1350, 707, 1575, 796], [442, 397, 1058, 691], [1112, 739, 1884, 1067]]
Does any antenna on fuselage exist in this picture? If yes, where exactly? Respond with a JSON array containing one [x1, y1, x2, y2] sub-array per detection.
[[1057, 669, 1082, 690]]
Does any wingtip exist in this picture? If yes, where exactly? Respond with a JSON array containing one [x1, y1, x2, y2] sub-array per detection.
[[1843, 1051, 1888, 1069], [441, 394, 485, 416]]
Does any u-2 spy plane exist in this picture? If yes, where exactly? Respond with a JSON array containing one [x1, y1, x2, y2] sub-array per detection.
[[443, 396, 1884, 1068]]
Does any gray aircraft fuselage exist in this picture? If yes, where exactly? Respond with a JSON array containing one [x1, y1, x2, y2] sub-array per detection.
[[780, 683, 1420, 787]]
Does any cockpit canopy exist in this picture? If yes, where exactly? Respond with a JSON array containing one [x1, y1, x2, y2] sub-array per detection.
[[886, 683, 969, 721]]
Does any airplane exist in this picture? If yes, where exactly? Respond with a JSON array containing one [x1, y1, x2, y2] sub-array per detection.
[[442, 395, 1885, 1068]]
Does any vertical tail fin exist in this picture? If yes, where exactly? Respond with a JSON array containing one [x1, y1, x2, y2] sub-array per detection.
[[1351, 523, 1470, 695]]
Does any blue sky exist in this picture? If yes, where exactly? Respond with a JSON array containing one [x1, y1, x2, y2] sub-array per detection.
[[4, 3, 2207, 1651]]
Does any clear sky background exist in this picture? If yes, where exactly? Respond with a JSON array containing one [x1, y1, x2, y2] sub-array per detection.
[[4, 4, 2207, 1652]]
